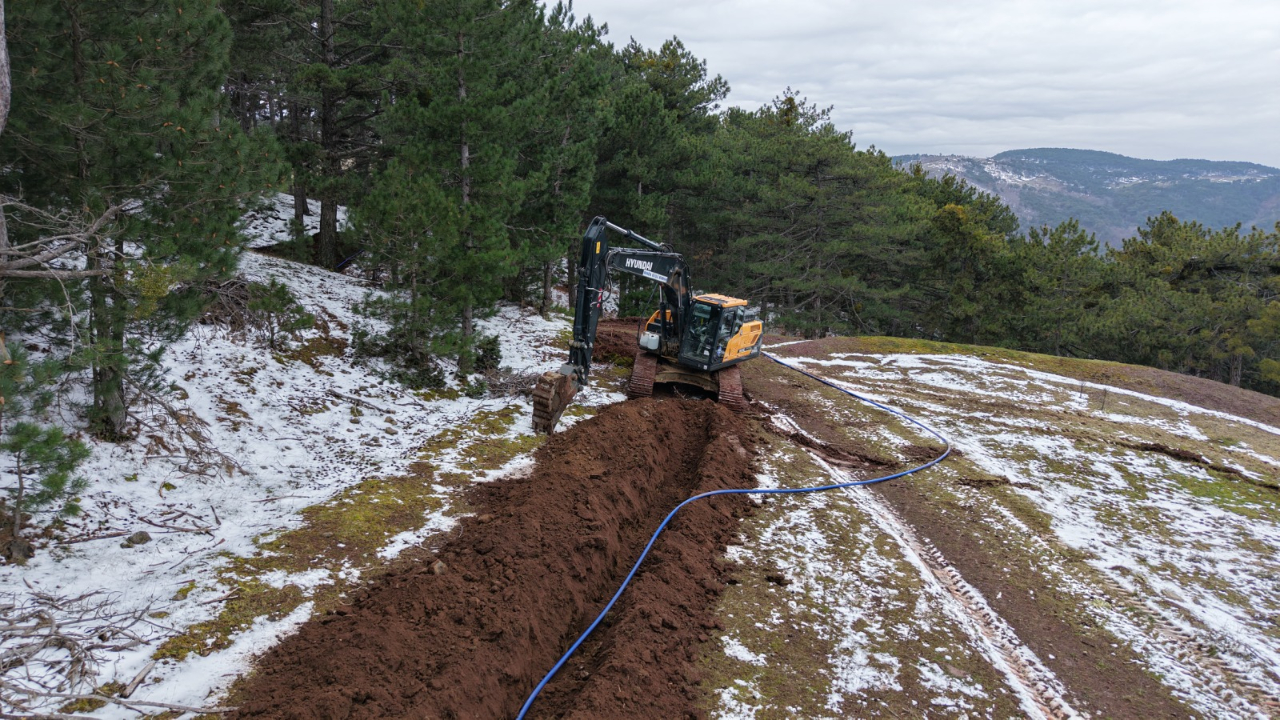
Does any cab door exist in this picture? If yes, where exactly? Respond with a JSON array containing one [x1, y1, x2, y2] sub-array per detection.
[[678, 301, 721, 369]]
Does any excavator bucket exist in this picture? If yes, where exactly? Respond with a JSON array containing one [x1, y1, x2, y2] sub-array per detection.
[[532, 370, 578, 434]]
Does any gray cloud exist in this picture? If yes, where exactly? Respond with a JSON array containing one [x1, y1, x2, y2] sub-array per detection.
[[565, 0, 1280, 166]]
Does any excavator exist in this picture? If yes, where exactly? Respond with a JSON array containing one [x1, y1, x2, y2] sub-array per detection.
[[532, 217, 764, 434]]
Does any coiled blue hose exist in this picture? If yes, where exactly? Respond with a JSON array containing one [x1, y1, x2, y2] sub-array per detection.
[[516, 352, 951, 719]]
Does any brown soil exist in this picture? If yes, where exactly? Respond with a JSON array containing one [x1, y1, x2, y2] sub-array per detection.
[[743, 359, 896, 469], [231, 398, 758, 720], [594, 318, 645, 364], [1120, 440, 1265, 486], [748, 357, 1199, 718]]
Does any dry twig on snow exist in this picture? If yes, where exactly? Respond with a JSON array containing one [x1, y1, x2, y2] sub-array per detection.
[[0, 590, 157, 715], [484, 369, 543, 397]]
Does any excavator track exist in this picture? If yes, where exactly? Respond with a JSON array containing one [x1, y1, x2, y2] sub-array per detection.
[[716, 364, 747, 412], [628, 352, 658, 399]]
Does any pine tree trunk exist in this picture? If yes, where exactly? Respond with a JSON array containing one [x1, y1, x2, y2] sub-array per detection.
[[315, 0, 339, 269], [318, 199, 338, 267], [457, 31, 473, 338], [1230, 353, 1243, 387], [91, 237, 128, 440], [89, 247, 126, 439], [10, 460, 21, 538], [290, 99, 307, 226], [0, 0, 10, 302], [72, 4, 124, 439], [293, 183, 307, 225], [540, 262, 553, 317], [567, 238, 576, 292], [0, 0, 10, 139]]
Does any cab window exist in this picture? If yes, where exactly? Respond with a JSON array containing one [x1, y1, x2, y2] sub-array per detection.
[[680, 302, 720, 361], [716, 307, 738, 359]]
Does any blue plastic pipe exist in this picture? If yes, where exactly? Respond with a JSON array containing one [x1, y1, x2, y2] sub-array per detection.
[[516, 352, 951, 719]]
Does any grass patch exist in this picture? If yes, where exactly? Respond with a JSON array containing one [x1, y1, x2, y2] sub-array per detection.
[[417, 404, 543, 473], [155, 403, 546, 663], [276, 334, 348, 370], [153, 466, 447, 662]]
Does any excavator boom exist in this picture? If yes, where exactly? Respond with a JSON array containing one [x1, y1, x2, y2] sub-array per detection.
[[532, 217, 687, 434]]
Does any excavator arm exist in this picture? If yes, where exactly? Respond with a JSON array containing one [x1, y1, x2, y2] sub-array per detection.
[[531, 217, 691, 434]]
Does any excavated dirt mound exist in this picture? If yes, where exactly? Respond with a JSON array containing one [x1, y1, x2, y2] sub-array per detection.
[[593, 318, 645, 363], [233, 398, 758, 720]]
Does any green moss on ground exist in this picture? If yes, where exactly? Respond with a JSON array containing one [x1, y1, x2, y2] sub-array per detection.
[[155, 403, 545, 663]]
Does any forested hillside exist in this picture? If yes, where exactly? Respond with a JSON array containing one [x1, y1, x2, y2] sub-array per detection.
[[900, 148, 1280, 244], [1, 0, 1278, 537]]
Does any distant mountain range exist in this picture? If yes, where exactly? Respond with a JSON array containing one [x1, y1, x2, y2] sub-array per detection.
[[894, 148, 1280, 245]]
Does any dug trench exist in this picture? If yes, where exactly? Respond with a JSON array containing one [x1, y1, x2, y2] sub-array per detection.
[[231, 397, 759, 719]]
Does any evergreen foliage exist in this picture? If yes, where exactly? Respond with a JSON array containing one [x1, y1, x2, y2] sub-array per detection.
[[2, 0, 284, 438], [248, 279, 315, 350], [2, 422, 89, 544]]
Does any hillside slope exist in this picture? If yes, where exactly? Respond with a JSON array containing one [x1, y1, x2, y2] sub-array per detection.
[[718, 338, 1280, 718], [896, 148, 1280, 244], [3, 253, 1277, 719]]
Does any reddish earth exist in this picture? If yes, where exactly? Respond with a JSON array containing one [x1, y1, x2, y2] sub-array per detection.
[[593, 318, 646, 364], [232, 398, 758, 720], [229, 336, 1250, 719]]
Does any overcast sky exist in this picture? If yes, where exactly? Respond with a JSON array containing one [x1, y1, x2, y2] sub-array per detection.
[[565, 0, 1280, 167]]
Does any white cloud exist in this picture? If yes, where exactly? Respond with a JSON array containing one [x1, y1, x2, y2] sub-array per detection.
[[564, 0, 1280, 165]]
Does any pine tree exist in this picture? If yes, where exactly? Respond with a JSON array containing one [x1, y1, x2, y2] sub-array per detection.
[[1008, 220, 1104, 356], [356, 0, 545, 376], [2, 422, 89, 563], [1087, 214, 1279, 387], [693, 92, 931, 338], [509, 4, 609, 315], [2, 0, 283, 438], [224, 0, 389, 268]]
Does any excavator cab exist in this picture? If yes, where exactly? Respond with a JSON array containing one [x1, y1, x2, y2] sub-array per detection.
[[678, 295, 763, 371]]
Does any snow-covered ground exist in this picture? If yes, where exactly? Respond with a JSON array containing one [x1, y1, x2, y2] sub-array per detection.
[[0, 243, 619, 715], [729, 351, 1280, 718], [239, 194, 351, 249]]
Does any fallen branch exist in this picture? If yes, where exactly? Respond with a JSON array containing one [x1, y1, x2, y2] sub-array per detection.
[[164, 537, 225, 571], [251, 494, 310, 503], [0, 680, 235, 714], [137, 516, 213, 535], [0, 591, 157, 713], [326, 388, 389, 414], [120, 661, 155, 699], [56, 531, 129, 546], [198, 587, 242, 606]]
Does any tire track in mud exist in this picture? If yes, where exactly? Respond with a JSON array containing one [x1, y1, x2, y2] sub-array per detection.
[[1090, 572, 1280, 717], [965, 486, 1280, 718], [773, 405, 1080, 720], [842, 473, 1083, 720]]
